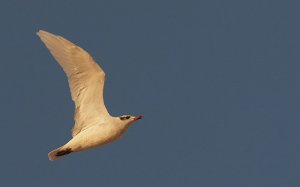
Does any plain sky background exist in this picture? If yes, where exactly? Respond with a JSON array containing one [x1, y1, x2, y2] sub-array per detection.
[[0, 0, 299, 186]]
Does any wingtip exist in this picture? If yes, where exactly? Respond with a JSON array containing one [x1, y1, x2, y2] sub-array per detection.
[[36, 30, 54, 38], [36, 30, 45, 36]]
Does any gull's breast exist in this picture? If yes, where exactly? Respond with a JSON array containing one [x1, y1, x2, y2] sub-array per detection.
[[64, 124, 128, 152]]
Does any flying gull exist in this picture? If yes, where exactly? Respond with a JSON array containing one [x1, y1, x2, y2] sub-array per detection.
[[37, 30, 143, 161]]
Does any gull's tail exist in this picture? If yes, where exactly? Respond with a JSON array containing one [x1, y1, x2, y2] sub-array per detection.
[[48, 147, 73, 161]]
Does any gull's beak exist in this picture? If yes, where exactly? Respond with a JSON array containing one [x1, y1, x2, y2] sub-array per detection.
[[133, 116, 143, 121]]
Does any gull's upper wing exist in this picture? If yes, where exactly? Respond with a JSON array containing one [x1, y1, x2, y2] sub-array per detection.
[[37, 30, 110, 137]]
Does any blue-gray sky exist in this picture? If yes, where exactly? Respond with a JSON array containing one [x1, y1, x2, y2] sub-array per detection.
[[0, 0, 299, 186]]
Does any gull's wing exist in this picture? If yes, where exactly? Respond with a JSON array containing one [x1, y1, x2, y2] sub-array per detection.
[[37, 30, 110, 137]]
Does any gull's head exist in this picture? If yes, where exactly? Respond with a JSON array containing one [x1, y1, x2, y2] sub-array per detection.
[[118, 115, 143, 125]]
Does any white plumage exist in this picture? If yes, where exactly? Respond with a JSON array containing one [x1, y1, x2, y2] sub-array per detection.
[[37, 30, 142, 161]]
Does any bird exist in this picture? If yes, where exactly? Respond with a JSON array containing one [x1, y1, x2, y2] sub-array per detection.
[[37, 30, 143, 161]]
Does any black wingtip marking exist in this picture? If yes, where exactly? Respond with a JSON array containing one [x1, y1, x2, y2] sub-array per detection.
[[56, 148, 73, 157]]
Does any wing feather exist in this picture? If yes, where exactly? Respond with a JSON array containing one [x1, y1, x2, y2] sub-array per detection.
[[37, 30, 110, 137]]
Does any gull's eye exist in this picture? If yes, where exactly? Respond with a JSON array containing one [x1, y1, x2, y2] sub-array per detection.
[[120, 116, 130, 120]]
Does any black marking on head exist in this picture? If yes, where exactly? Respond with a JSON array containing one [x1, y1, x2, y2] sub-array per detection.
[[119, 115, 131, 120], [56, 148, 72, 157]]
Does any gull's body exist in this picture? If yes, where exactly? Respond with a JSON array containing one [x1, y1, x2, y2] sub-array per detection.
[[58, 118, 130, 154], [37, 30, 142, 161]]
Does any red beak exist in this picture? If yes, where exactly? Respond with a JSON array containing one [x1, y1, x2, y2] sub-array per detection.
[[133, 116, 143, 121]]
